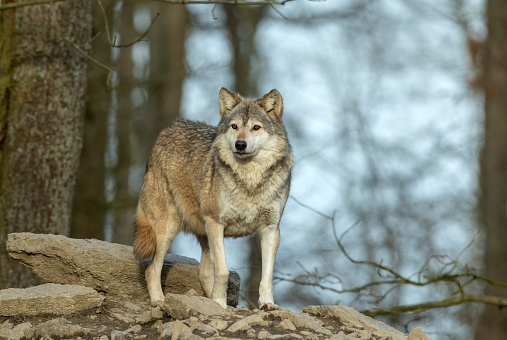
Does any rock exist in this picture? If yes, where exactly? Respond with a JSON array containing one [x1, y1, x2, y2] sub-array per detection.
[[163, 292, 227, 320], [111, 329, 125, 340], [268, 335, 302, 340], [24, 318, 90, 339], [408, 327, 429, 340], [208, 318, 229, 330], [158, 322, 175, 339], [277, 319, 296, 331], [191, 322, 218, 336], [0, 321, 32, 340], [227, 313, 266, 333], [332, 332, 348, 340], [126, 325, 143, 334], [271, 309, 332, 336], [171, 320, 191, 340], [258, 330, 272, 339], [303, 304, 407, 340], [0, 283, 104, 316], [6, 232, 240, 306]]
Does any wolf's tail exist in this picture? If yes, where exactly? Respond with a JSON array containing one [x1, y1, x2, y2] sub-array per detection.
[[133, 209, 156, 260]]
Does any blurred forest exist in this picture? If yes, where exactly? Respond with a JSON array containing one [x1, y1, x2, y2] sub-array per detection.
[[1, 0, 507, 339]]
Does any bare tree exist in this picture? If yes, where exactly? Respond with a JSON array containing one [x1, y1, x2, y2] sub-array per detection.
[[0, 0, 92, 288], [476, 0, 507, 338]]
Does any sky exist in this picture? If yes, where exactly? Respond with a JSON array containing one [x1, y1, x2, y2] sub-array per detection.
[[120, 1, 485, 338]]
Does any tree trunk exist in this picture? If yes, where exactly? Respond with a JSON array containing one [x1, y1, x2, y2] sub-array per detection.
[[71, 1, 112, 240], [0, 0, 91, 288], [476, 0, 507, 338]]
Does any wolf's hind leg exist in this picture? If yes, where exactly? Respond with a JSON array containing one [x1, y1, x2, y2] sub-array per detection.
[[205, 217, 229, 309], [145, 214, 179, 307], [197, 235, 214, 298]]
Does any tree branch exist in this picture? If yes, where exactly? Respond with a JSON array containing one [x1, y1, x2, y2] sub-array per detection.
[[0, 0, 67, 11], [149, 0, 294, 5], [363, 294, 507, 317]]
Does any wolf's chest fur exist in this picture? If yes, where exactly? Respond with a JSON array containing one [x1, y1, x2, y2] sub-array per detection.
[[219, 188, 280, 237]]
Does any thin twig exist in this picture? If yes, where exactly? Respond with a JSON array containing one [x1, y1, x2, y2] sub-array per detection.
[[65, 38, 113, 91], [0, 0, 66, 10], [96, 0, 112, 44], [113, 12, 160, 48]]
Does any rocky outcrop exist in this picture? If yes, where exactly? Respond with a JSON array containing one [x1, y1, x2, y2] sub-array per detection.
[[1, 232, 430, 339], [0, 286, 430, 339], [0, 283, 104, 316], [6, 232, 240, 307]]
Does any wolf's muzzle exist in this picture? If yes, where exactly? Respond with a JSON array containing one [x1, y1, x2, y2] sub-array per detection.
[[235, 140, 247, 151]]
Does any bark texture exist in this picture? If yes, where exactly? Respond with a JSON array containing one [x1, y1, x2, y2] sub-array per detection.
[[0, 0, 92, 288], [476, 0, 507, 338], [6, 233, 240, 307]]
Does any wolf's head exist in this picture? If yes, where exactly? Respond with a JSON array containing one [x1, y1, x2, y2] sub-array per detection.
[[216, 88, 289, 162]]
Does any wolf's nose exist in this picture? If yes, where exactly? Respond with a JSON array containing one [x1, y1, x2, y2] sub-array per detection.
[[235, 140, 247, 151]]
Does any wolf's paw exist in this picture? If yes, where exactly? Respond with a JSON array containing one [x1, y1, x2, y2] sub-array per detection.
[[150, 299, 164, 307], [260, 303, 280, 311]]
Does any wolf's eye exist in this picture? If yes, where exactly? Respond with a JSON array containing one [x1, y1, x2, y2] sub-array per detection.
[[231, 124, 238, 129], [253, 125, 261, 130]]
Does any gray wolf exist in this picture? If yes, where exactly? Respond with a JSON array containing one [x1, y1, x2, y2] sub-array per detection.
[[133, 88, 293, 310]]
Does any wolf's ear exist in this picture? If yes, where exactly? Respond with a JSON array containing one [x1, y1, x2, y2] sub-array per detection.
[[259, 89, 283, 120], [219, 88, 241, 117]]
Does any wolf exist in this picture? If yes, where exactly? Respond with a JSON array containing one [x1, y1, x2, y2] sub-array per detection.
[[133, 88, 293, 311]]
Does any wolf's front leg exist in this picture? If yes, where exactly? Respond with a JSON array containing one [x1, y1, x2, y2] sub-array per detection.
[[258, 225, 281, 311], [205, 217, 229, 308]]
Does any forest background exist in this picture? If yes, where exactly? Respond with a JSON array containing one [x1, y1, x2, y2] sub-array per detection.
[[1, 0, 507, 339]]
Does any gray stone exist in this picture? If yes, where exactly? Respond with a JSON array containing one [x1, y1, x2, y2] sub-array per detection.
[[0, 321, 32, 340], [258, 330, 272, 339], [6, 232, 240, 306], [208, 319, 229, 330], [191, 322, 219, 336], [24, 318, 90, 339], [158, 322, 175, 339], [271, 310, 332, 336], [163, 293, 227, 320], [126, 325, 143, 334], [171, 320, 191, 340], [111, 329, 125, 340], [227, 313, 266, 333], [277, 319, 296, 331], [0, 283, 104, 316], [303, 305, 406, 340]]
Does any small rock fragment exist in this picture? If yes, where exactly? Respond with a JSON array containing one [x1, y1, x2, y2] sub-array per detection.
[[408, 327, 430, 340], [24, 318, 90, 339], [191, 322, 218, 336], [227, 314, 265, 333], [271, 310, 332, 336], [258, 330, 272, 339], [277, 319, 296, 331], [0, 321, 31, 340], [208, 319, 229, 330], [171, 320, 191, 340], [111, 329, 125, 340], [163, 293, 226, 320], [126, 325, 143, 334], [329, 332, 348, 340], [0, 283, 104, 316]]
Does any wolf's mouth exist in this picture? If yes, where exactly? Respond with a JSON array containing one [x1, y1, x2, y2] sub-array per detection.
[[234, 151, 255, 158]]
